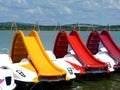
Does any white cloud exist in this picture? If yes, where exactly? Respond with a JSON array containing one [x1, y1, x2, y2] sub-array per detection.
[[0, 0, 28, 8], [0, 0, 119, 25], [102, 0, 120, 10], [64, 7, 72, 14], [27, 7, 44, 16], [18, 0, 28, 5], [27, 8, 35, 14], [108, 0, 120, 9], [82, 0, 101, 9], [0, 7, 8, 12]]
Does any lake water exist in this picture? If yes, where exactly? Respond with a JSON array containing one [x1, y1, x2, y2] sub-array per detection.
[[1, 30, 120, 90]]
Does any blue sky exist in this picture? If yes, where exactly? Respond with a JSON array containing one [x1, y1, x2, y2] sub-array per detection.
[[0, 0, 120, 25]]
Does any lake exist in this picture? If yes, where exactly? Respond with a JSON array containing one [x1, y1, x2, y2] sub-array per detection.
[[0, 30, 120, 90]]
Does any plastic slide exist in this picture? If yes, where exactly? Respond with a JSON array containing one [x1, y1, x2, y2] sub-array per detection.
[[87, 30, 120, 62], [100, 30, 120, 61], [53, 30, 108, 73], [10, 30, 66, 81]]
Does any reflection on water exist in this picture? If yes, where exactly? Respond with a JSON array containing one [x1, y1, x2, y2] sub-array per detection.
[[73, 73, 120, 90], [29, 73, 120, 90]]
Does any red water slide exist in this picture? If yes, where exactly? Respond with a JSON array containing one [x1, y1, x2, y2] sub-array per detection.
[[87, 30, 120, 62], [53, 30, 108, 73], [100, 30, 120, 61]]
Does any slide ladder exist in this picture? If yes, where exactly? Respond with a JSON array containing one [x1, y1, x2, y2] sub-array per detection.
[[86, 30, 100, 54], [53, 31, 68, 58]]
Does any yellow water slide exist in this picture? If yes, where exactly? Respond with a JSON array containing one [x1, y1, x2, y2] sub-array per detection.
[[10, 30, 66, 82]]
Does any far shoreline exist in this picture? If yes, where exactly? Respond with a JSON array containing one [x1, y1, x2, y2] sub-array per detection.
[[0, 22, 120, 31]]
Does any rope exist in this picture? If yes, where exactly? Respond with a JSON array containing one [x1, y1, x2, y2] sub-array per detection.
[[9, 21, 17, 53], [33, 21, 40, 33]]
